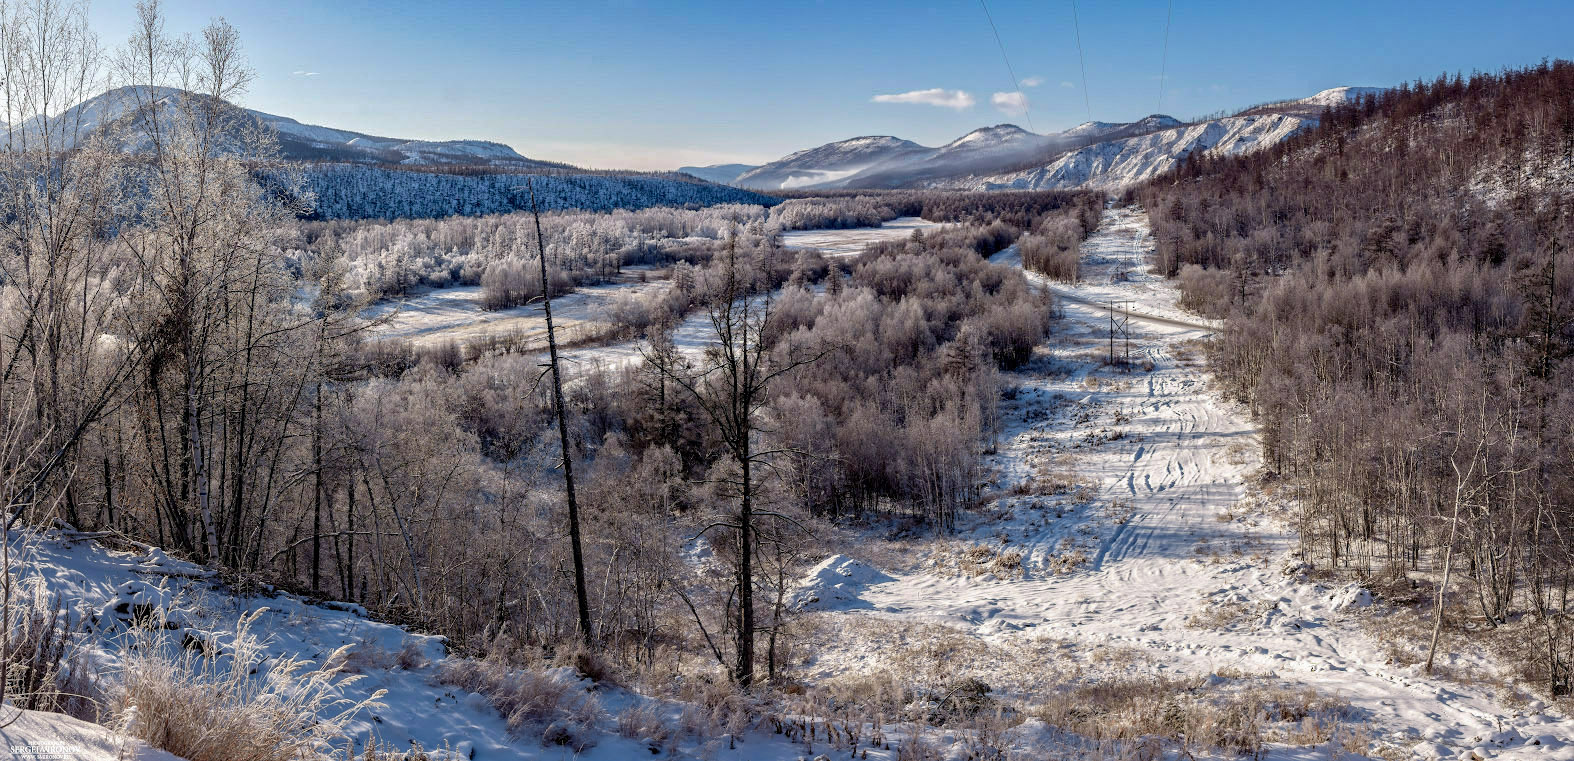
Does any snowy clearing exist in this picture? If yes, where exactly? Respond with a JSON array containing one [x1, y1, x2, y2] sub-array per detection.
[[796, 207, 1574, 760], [779, 216, 942, 257], [361, 267, 667, 349]]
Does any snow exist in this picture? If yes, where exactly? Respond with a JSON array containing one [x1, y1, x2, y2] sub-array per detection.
[[793, 206, 1574, 758], [968, 114, 1314, 192], [779, 216, 943, 258], [789, 555, 894, 612], [735, 136, 926, 190], [0, 708, 183, 760], [362, 268, 667, 348], [1297, 86, 1385, 109], [6, 527, 838, 761]]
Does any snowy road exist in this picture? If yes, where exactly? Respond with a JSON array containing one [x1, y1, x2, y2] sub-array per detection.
[[803, 207, 1574, 759]]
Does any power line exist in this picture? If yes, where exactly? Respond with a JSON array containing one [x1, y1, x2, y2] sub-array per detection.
[[1070, 0, 1092, 120], [1157, 0, 1173, 114], [978, 0, 1035, 132]]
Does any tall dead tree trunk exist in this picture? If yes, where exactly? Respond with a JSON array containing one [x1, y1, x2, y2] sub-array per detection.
[[528, 180, 594, 649]]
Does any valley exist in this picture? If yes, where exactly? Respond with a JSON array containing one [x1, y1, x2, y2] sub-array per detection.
[[2, 3, 1571, 759]]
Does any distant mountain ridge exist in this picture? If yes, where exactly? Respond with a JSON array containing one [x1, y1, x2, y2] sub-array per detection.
[[727, 115, 1184, 191], [30, 86, 564, 169], [726, 87, 1380, 193], [13, 85, 777, 220], [677, 163, 760, 185]]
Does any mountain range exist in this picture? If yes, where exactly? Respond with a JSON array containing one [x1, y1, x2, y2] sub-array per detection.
[[15, 84, 1385, 216], [680, 87, 1383, 193]]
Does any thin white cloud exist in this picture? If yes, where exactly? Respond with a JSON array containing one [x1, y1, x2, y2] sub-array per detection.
[[871, 88, 975, 110], [292, 70, 320, 77], [1020, 76, 1044, 87], [991, 91, 1029, 116], [1060, 81, 1076, 89]]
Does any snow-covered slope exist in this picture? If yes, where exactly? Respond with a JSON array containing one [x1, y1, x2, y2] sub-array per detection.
[[13, 85, 555, 169], [735, 116, 1183, 191], [960, 113, 1313, 192], [734, 135, 928, 190], [1064, 114, 1184, 142], [6, 528, 824, 761], [676, 163, 760, 185], [1239, 85, 1386, 119]]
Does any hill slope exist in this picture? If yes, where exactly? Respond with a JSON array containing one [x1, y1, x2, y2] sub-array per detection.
[[677, 163, 760, 185], [959, 113, 1312, 191], [734, 135, 929, 189]]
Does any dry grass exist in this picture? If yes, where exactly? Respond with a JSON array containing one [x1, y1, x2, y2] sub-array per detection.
[[2, 576, 103, 721], [1029, 677, 1358, 758], [434, 656, 602, 751], [117, 608, 384, 761]]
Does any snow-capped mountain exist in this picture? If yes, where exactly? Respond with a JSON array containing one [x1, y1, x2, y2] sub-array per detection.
[[957, 113, 1312, 192], [734, 135, 929, 190], [16, 85, 559, 169], [730, 87, 1374, 193], [842, 124, 1058, 189], [255, 109, 552, 168], [1239, 86, 1386, 119], [736, 116, 1182, 191], [677, 163, 760, 185], [1064, 114, 1185, 142]]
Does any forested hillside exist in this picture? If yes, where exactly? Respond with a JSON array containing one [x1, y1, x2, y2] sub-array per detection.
[[1141, 61, 1574, 687], [294, 163, 780, 220]]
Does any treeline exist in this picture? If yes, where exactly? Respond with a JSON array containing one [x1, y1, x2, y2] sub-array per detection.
[[278, 190, 1087, 308], [1140, 61, 1574, 689], [287, 163, 780, 221], [767, 189, 1092, 230], [281, 203, 771, 303]]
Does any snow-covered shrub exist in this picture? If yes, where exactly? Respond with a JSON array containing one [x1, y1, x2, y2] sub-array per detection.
[[395, 639, 430, 670], [616, 701, 675, 752], [341, 637, 397, 673], [433, 657, 601, 748], [905, 676, 996, 725], [117, 608, 385, 761]]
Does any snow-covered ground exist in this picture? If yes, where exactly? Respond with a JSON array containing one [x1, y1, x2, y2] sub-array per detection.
[[7, 529, 838, 761], [965, 114, 1313, 192], [795, 207, 1574, 759], [779, 216, 942, 258], [362, 267, 667, 349]]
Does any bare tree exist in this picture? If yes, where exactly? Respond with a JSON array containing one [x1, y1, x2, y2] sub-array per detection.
[[650, 232, 823, 686], [527, 179, 593, 648]]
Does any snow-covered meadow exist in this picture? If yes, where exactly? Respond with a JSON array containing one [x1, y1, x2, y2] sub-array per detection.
[[779, 216, 943, 258]]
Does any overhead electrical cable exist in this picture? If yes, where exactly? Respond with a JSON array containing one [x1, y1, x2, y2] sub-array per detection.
[[978, 0, 1035, 132], [1158, 0, 1173, 113], [1070, 0, 1092, 120]]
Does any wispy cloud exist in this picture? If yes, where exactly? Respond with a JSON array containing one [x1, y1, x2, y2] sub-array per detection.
[[1060, 81, 1076, 89], [991, 91, 1029, 116], [871, 88, 975, 110], [292, 70, 320, 77], [1020, 76, 1043, 87]]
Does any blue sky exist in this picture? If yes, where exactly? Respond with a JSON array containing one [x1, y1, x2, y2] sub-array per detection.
[[90, 0, 1574, 170]]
